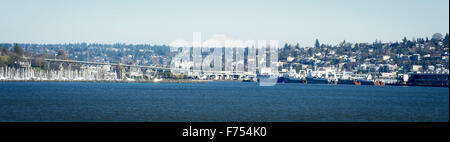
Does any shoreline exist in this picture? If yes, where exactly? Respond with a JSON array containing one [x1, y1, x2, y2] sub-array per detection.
[[1, 80, 448, 87], [0, 79, 243, 83]]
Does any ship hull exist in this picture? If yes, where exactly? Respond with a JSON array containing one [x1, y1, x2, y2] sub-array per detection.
[[257, 75, 279, 86], [337, 79, 354, 85], [284, 77, 304, 83], [407, 74, 449, 87], [305, 77, 329, 84], [360, 80, 373, 85]]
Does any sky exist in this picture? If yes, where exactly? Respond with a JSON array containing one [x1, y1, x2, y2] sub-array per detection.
[[0, 0, 449, 47]]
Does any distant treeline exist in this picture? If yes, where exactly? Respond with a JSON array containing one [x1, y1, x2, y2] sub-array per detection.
[[0, 43, 171, 67], [0, 43, 72, 70]]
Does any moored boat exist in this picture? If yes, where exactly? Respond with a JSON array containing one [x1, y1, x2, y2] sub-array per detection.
[[374, 80, 385, 86], [284, 76, 304, 83], [305, 77, 329, 84], [337, 79, 354, 85], [242, 78, 254, 82], [257, 74, 279, 86], [407, 74, 449, 87]]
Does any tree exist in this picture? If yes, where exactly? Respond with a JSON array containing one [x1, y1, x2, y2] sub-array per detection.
[[13, 43, 24, 56], [30, 58, 44, 68], [315, 39, 320, 48], [295, 43, 300, 49], [284, 43, 290, 50], [116, 62, 125, 79], [57, 49, 67, 60], [0, 56, 9, 67], [1, 47, 11, 55], [431, 33, 443, 41], [402, 37, 408, 45], [443, 33, 449, 48]]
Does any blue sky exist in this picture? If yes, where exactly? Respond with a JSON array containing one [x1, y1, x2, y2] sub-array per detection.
[[1, 0, 449, 46]]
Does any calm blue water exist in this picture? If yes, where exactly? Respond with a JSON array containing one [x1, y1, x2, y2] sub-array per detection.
[[0, 82, 448, 122]]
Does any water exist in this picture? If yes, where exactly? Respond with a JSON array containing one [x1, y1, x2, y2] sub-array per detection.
[[0, 82, 448, 122]]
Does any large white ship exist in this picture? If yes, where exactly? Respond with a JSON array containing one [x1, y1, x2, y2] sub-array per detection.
[[257, 67, 279, 86]]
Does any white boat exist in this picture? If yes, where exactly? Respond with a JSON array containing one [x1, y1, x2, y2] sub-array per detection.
[[257, 68, 278, 86], [153, 78, 163, 82]]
